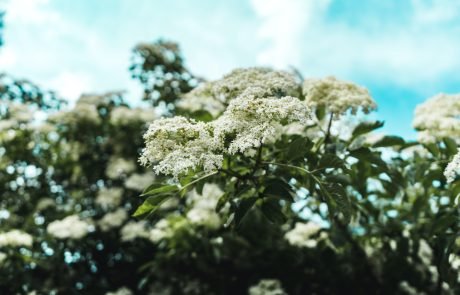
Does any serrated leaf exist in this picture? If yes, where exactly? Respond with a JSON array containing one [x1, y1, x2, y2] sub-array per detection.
[[318, 154, 346, 170], [286, 137, 311, 162], [351, 121, 384, 139]]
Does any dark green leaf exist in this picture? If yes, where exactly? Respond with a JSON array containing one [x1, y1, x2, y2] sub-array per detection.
[[263, 179, 294, 202], [443, 137, 458, 156], [351, 121, 384, 139], [215, 192, 230, 213], [372, 136, 405, 148], [286, 137, 311, 162], [234, 196, 258, 226], [261, 198, 287, 224]]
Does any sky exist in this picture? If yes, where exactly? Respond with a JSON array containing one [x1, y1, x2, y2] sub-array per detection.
[[1, 0, 460, 138]]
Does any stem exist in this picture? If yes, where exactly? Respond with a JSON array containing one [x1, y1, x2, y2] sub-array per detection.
[[324, 112, 334, 144]]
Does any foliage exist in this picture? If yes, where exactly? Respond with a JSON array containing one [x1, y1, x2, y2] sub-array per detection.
[[0, 35, 459, 295]]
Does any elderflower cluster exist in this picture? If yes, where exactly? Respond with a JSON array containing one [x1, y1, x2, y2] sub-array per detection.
[[120, 221, 150, 242], [0, 252, 6, 264], [185, 183, 224, 228], [105, 287, 133, 295], [445, 149, 460, 183], [95, 187, 124, 209], [248, 279, 287, 295], [50, 100, 101, 125], [302, 76, 376, 116], [105, 157, 136, 179], [98, 208, 128, 232], [177, 67, 299, 116], [140, 68, 311, 178], [110, 106, 156, 126], [0, 230, 33, 247], [47, 215, 91, 240], [413, 93, 460, 143], [284, 221, 323, 248], [139, 116, 223, 179], [124, 173, 155, 191]]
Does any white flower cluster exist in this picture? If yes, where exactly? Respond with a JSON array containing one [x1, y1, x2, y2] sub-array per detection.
[[445, 149, 460, 183], [284, 221, 323, 248], [106, 157, 136, 179], [49, 98, 101, 125], [124, 173, 156, 191], [110, 106, 156, 126], [248, 279, 287, 295], [177, 67, 299, 116], [140, 68, 311, 178], [95, 187, 124, 209], [120, 221, 150, 242], [139, 116, 223, 179], [47, 215, 91, 240], [105, 287, 133, 295], [413, 93, 460, 143], [0, 230, 33, 247], [5, 102, 35, 122], [149, 219, 174, 243], [185, 183, 224, 228], [302, 76, 376, 116], [98, 208, 128, 232]]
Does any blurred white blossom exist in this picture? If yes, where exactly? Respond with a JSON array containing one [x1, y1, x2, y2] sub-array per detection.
[[98, 208, 128, 232], [185, 183, 224, 228], [106, 157, 136, 179], [124, 173, 155, 191], [285, 221, 323, 248], [248, 279, 287, 295], [120, 221, 150, 242], [445, 149, 460, 183], [96, 187, 123, 209], [110, 106, 156, 126], [303, 76, 376, 116], [47, 215, 91, 240], [0, 252, 6, 265], [413, 93, 460, 143], [0, 230, 33, 247], [105, 287, 133, 295]]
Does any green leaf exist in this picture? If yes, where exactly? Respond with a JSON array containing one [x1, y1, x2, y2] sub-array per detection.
[[443, 137, 458, 156], [133, 194, 173, 217], [318, 154, 346, 170], [141, 184, 178, 196], [286, 137, 311, 162], [191, 110, 214, 122], [351, 121, 384, 139], [261, 198, 287, 224], [196, 181, 205, 195], [349, 147, 387, 168], [234, 196, 258, 226], [315, 105, 326, 121], [262, 179, 294, 202], [372, 136, 405, 148], [424, 143, 440, 157], [215, 192, 230, 213]]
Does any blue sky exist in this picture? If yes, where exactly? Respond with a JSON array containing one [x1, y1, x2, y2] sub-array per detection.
[[1, 0, 460, 138]]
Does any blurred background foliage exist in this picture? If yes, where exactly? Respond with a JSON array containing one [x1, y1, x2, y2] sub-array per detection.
[[0, 10, 459, 295]]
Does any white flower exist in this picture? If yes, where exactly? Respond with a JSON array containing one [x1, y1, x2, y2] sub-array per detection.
[[7, 102, 34, 122], [399, 281, 420, 295], [98, 208, 128, 232], [120, 221, 150, 242], [413, 93, 460, 143], [106, 157, 136, 179], [0, 230, 33, 247], [185, 183, 224, 228], [139, 116, 223, 179], [0, 252, 6, 265], [285, 221, 322, 248], [248, 279, 287, 295], [49, 102, 101, 125], [96, 188, 124, 209], [418, 239, 433, 266], [178, 67, 300, 116], [105, 287, 133, 295], [149, 219, 173, 243], [445, 149, 460, 183], [47, 215, 91, 240], [303, 76, 376, 116], [124, 173, 155, 191], [110, 106, 156, 126]]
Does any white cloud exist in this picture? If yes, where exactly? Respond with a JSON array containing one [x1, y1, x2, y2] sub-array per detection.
[[251, 0, 331, 68], [250, 0, 460, 90], [48, 71, 92, 103]]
